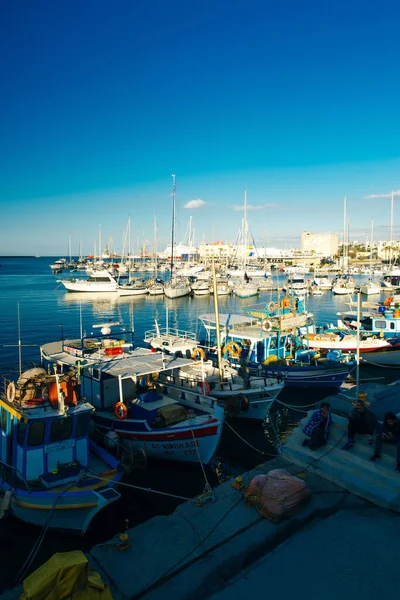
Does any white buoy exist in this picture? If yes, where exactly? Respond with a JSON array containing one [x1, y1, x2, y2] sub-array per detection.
[[101, 326, 112, 335]]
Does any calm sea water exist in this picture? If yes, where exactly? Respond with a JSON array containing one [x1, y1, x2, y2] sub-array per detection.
[[0, 257, 393, 589]]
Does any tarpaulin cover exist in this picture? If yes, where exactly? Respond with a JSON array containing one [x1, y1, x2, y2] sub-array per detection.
[[20, 551, 113, 600], [243, 469, 311, 522]]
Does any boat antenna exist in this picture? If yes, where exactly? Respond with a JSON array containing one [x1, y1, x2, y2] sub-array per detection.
[[3, 304, 36, 379], [170, 174, 176, 280]]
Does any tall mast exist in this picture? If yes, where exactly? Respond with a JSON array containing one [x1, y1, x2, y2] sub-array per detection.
[[370, 217, 374, 273], [390, 190, 394, 267], [98, 224, 102, 263], [243, 189, 247, 269], [342, 196, 346, 272], [68, 233, 72, 263], [153, 214, 158, 277], [171, 174, 176, 278]]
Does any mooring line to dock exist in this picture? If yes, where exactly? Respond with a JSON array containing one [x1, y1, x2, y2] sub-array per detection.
[[85, 474, 197, 503], [273, 398, 320, 412], [224, 420, 277, 457]]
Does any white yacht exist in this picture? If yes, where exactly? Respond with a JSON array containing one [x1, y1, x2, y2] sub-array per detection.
[[60, 270, 119, 293], [191, 280, 211, 296], [360, 279, 381, 295], [164, 279, 191, 299], [282, 274, 308, 296]]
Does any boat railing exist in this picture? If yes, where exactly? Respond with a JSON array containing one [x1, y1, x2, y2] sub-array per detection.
[[144, 327, 198, 342]]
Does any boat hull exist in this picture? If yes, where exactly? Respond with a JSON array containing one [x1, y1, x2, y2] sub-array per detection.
[[262, 364, 353, 388], [94, 408, 224, 465]]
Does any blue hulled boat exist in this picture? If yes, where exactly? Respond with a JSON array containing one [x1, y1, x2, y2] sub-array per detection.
[[0, 368, 122, 534]]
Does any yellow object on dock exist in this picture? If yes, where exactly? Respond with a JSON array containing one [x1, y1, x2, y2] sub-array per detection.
[[19, 550, 113, 600]]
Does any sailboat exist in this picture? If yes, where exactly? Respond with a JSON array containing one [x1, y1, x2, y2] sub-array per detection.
[[360, 218, 381, 295], [233, 190, 259, 299], [147, 215, 165, 296], [164, 175, 191, 299], [332, 197, 355, 295]]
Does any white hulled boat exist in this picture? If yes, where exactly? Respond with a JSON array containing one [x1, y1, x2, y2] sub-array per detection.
[[60, 270, 119, 293]]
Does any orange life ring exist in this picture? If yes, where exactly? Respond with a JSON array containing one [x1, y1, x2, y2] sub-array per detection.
[[223, 341, 242, 358], [282, 297, 290, 309], [6, 382, 15, 403], [114, 402, 128, 420], [261, 319, 272, 332], [191, 347, 205, 361], [198, 381, 211, 396]]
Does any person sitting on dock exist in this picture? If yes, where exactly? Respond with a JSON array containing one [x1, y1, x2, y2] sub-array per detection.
[[342, 396, 378, 450], [302, 402, 332, 450], [370, 412, 400, 472]]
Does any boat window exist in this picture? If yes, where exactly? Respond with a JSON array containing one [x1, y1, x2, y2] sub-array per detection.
[[87, 277, 110, 282], [28, 421, 45, 447], [50, 417, 73, 442], [17, 421, 27, 445], [91, 368, 101, 380], [76, 413, 90, 437], [390, 322, 395, 330], [1, 409, 7, 432], [269, 338, 277, 350], [375, 321, 386, 329]]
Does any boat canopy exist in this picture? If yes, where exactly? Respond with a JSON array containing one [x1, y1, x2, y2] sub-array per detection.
[[93, 352, 195, 380], [199, 314, 256, 328]]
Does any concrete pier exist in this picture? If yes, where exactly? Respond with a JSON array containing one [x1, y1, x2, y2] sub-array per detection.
[[88, 457, 363, 600]]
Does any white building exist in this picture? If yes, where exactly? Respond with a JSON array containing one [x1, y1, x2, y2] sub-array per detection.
[[301, 232, 338, 257]]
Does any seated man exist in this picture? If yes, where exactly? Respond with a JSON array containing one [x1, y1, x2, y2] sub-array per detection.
[[342, 397, 378, 450], [302, 402, 332, 450], [370, 412, 400, 472]]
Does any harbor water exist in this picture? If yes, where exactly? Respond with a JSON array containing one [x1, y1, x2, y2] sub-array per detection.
[[0, 257, 397, 591]]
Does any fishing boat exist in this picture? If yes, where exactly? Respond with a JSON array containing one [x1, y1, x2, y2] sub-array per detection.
[[40, 336, 224, 465], [144, 318, 200, 357], [160, 356, 284, 421], [59, 270, 119, 293], [198, 305, 353, 389], [0, 368, 122, 534], [306, 332, 390, 352]]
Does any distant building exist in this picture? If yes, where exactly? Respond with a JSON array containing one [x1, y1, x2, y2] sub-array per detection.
[[301, 232, 338, 257]]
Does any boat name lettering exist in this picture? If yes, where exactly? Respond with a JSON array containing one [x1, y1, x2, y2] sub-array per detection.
[[151, 440, 200, 450], [63, 346, 83, 357], [44, 439, 76, 453]]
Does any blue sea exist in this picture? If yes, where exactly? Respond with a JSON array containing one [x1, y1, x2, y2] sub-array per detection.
[[0, 257, 395, 589]]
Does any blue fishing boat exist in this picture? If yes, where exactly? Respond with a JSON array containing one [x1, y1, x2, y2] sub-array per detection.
[[199, 300, 355, 389], [0, 368, 122, 534]]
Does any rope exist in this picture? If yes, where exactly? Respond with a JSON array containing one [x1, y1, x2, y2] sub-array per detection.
[[12, 479, 78, 587], [360, 357, 400, 369], [224, 420, 276, 457], [273, 398, 320, 412], [84, 473, 196, 503], [185, 410, 213, 496], [131, 492, 246, 600]]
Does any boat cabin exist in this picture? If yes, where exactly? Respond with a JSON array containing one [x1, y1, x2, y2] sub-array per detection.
[[0, 372, 92, 488]]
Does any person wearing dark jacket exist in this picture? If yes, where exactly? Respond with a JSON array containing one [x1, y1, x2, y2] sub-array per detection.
[[302, 402, 332, 450], [342, 398, 378, 450], [370, 412, 400, 472]]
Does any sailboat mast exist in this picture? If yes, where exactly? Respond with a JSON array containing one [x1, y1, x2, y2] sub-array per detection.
[[343, 196, 346, 272], [243, 189, 247, 270], [211, 257, 224, 383], [390, 190, 394, 267], [170, 174, 176, 278], [153, 214, 158, 277]]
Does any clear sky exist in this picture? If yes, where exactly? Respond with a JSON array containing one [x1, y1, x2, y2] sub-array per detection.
[[1, 0, 400, 255]]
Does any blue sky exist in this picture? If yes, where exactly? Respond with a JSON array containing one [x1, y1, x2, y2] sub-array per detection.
[[1, 0, 400, 255]]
